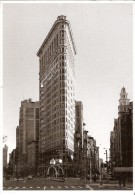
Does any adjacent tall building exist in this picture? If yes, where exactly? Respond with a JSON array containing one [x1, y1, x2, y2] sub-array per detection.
[[74, 101, 84, 175], [37, 15, 76, 176], [74, 101, 99, 178], [88, 137, 99, 174], [8, 149, 16, 176], [16, 99, 39, 176], [3, 145, 8, 168], [110, 87, 133, 168]]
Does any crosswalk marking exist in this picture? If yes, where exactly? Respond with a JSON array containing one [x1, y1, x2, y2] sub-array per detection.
[[78, 186, 83, 188], [3, 184, 133, 190], [14, 187, 19, 190], [85, 185, 93, 190], [4, 185, 91, 190], [89, 187, 93, 190]]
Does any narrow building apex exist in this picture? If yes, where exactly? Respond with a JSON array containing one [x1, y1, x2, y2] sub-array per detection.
[[57, 15, 66, 20]]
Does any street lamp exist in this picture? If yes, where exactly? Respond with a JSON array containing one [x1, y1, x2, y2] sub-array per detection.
[[89, 155, 92, 183], [99, 144, 104, 185], [104, 148, 109, 182], [88, 145, 92, 183], [100, 163, 103, 185]]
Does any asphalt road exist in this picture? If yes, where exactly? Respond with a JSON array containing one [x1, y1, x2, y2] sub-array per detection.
[[3, 178, 133, 191], [3, 178, 90, 190]]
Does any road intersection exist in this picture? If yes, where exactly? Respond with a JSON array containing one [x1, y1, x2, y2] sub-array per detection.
[[3, 178, 133, 191]]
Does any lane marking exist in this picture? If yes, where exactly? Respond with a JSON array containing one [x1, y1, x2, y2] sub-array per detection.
[[50, 186, 54, 188], [22, 187, 26, 189], [44, 186, 46, 190], [89, 186, 93, 190], [78, 186, 83, 188], [14, 187, 19, 190], [8, 187, 12, 189], [37, 187, 40, 189], [85, 185, 93, 190], [64, 186, 68, 188], [71, 186, 75, 188], [125, 187, 132, 190], [57, 186, 62, 189], [29, 187, 33, 189]]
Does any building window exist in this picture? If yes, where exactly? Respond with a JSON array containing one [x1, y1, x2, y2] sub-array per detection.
[[36, 108, 39, 119]]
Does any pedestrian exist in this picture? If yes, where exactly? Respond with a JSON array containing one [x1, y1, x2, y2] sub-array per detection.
[[94, 174, 97, 182], [119, 175, 121, 187], [122, 175, 126, 187]]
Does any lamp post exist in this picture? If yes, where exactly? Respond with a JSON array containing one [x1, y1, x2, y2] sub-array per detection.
[[88, 145, 92, 183], [100, 163, 103, 185], [89, 155, 92, 183], [104, 148, 108, 182]]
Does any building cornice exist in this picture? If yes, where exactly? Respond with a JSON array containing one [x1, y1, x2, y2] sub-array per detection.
[[37, 16, 76, 57]]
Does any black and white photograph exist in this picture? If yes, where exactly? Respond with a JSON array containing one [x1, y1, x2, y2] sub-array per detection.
[[1, 1, 133, 192]]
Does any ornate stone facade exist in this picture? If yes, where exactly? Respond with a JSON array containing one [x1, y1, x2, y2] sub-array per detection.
[[110, 87, 133, 168], [37, 16, 76, 176]]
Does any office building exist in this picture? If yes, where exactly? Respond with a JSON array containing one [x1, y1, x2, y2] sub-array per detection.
[[74, 101, 84, 176], [3, 144, 8, 168], [16, 99, 39, 176], [110, 87, 133, 168], [87, 136, 99, 177], [37, 15, 76, 176], [8, 149, 16, 176]]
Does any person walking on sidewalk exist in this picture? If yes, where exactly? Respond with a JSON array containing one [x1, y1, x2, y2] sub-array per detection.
[[118, 174, 122, 187], [122, 174, 126, 187]]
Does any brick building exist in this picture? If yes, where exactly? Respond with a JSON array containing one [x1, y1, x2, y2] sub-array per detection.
[[16, 99, 39, 176]]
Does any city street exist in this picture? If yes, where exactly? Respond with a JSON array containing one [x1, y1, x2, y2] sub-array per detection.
[[3, 178, 133, 191], [3, 6, 133, 195], [3, 178, 90, 190]]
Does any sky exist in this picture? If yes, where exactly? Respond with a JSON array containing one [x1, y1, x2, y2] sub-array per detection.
[[2, 2, 133, 162]]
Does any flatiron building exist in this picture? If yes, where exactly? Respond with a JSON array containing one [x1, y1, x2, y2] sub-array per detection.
[[37, 16, 76, 176]]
